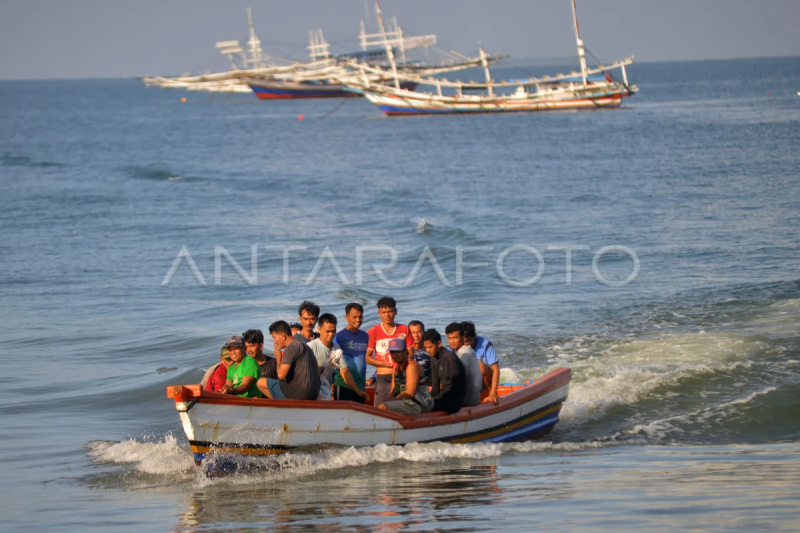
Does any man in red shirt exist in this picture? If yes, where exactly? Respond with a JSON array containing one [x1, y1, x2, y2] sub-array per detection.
[[366, 296, 416, 407]]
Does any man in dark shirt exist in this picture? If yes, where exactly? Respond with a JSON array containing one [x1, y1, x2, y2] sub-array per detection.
[[258, 320, 321, 400], [422, 328, 465, 414]]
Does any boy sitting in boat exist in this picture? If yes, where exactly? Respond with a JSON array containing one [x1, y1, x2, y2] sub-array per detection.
[[462, 321, 500, 404], [445, 323, 482, 407], [377, 338, 433, 415], [243, 329, 277, 380], [204, 345, 233, 393], [219, 335, 262, 398], [257, 321, 321, 400], [422, 329, 466, 414]]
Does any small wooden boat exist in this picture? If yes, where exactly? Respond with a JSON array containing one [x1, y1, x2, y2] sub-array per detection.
[[167, 367, 571, 465]]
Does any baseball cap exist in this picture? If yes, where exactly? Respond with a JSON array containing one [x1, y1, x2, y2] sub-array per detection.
[[387, 338, 406, 352], [220, 346, 231, 359], [225, 335, 244, 348]]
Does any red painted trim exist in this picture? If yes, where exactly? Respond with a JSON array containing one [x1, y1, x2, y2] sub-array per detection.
[[167, 368, 571, 429]]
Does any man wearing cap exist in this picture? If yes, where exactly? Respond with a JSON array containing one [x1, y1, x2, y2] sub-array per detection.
[[205, 345, 233, 393], [378, 338, 433, 415], [220, 335, 262, 398]]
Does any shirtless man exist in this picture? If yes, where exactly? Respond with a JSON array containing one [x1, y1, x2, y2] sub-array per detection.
[[365, 296, 416, 407]]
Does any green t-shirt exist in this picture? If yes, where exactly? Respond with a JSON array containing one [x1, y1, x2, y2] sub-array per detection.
[[226, 356, 262, 398]]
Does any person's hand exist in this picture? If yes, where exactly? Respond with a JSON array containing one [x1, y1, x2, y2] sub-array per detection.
[[219, 385, 232, 395], [482, 393, 499, 405], [359, 390, 370, 400]]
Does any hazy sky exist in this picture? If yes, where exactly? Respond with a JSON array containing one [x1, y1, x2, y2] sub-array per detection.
[[1, 0, 799, 79]]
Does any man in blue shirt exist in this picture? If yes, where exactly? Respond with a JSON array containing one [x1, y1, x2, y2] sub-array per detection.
[[332, 302, 370, 403], [461, 321, 500, 404]]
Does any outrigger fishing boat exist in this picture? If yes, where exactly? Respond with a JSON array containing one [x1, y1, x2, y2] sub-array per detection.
[[242, 10, 501, 100], [340, 0, 638, 115], [166, 367, 571, 465]]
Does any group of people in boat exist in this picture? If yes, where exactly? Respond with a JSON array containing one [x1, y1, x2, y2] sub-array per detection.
[[205, 296, 501, 415]]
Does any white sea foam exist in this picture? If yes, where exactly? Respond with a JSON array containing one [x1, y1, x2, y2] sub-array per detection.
[[85, 435, 609, 486]]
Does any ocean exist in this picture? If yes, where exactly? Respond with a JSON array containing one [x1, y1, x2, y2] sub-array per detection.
[[1, 56, 799, 531]]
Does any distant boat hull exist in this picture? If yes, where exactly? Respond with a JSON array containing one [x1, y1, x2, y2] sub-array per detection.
[[246, 78, 418, 99], [365, 89, 631, 116]]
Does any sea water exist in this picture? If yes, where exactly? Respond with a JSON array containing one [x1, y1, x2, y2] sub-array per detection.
[[1, 57, 799, 531]]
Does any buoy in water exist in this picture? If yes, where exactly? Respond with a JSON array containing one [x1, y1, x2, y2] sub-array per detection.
[[298, 115, 304, 121], [181, 97, 187, 103], [767, 93, 770, 97]]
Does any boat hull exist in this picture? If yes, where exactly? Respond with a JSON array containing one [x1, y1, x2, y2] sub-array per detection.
[[247, 79, 418, 99], [365, 91, 631, 116], [167, 368, 570, 463]]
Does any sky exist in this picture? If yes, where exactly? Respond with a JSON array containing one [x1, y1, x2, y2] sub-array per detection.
[[0, 0, 799, 80]]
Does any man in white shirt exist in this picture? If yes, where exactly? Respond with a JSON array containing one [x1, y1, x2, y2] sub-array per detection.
[[445, 322, 481, 407], [308, 313, 340, 373]]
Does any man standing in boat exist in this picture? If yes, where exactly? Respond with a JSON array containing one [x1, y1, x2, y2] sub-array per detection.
[[422, 329, 465, 414], [462, 321, 501, 404], [332, 303, 370, 403], [295, 301, 320, 344], [366, 296, 416, 407], [445, 323, 482, 407], [258, 321, 321, 400]]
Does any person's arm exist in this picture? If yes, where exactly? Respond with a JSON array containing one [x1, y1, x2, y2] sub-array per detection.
[[278, 362, 290, 380], [219, 378, 234, 395], [273, 344, 283, 365], [228, 375, 255, 395], [366, 347, 391, 369], [340, 366, 369, 400], [395, 362, 419, 400]]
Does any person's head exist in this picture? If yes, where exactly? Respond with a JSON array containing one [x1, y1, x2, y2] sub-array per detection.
[[408, 320, 424, 347], [387, 338, 408, 365], [242, 329, 265, 357], [317, 313, 338, 345], [445, 322, 466, 351], [219, 346, 233, 368], [345, 302, 364, 330], [298, 301, 320, 333], [461, 321, 477, 349], [269, 321, 293, 349], [422, 329, 443, 357], [377, 296, 397, 326], [225, 335, 245, 363], [289, 323, 303, 335]]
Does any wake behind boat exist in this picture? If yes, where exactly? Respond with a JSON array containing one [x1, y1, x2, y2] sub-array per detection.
[[167, 367, 571, 465]]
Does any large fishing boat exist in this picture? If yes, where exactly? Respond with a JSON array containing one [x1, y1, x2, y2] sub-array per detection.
[[166, 367, 571, 465], [340, 0, 638, 115]]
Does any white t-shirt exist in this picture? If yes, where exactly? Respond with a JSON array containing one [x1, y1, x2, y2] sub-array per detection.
[[308, 338, 340, 368], [457, 345, 482, 406]]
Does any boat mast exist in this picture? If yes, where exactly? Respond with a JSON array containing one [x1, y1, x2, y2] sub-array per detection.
[[571, 0, 588, 86], [375, 1, 400, 89], [479, 46, 493, 97], [247, 7, 263, 69]]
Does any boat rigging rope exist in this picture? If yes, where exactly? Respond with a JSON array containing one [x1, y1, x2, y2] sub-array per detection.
[[318, 98, 349, 119]]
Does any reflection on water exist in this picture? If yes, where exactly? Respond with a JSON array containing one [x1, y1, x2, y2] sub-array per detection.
[[168, 445, 800, 532]]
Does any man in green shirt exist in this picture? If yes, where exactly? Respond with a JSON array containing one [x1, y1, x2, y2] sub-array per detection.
[[219, 335, 262, 398]]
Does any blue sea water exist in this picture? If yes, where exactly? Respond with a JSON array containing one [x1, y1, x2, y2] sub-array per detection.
[[1, 56, 799, 531]]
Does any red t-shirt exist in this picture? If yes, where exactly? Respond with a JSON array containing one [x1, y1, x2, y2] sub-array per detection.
[[367, 323, 415, 366], [206, 363, 229, 393]]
